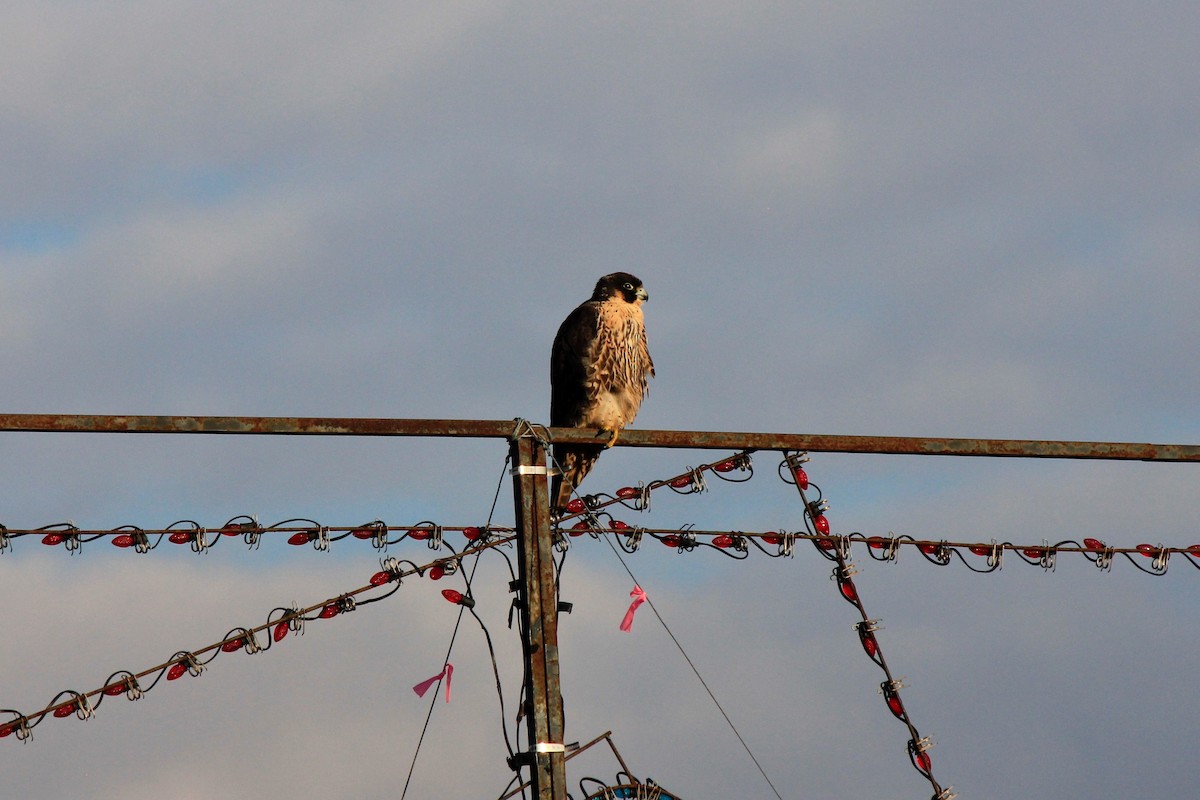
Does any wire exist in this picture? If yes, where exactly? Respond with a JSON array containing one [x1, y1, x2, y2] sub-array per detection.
[[598, 534, 786, 800], [401, 453, 514, 800]]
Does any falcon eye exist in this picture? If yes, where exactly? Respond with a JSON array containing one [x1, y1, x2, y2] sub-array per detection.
[[623, 282, 633, 291]]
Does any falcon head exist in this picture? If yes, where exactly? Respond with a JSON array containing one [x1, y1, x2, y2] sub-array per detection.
[[592, 272, 649, 304]]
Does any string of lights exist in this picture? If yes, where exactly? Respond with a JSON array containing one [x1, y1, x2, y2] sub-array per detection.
[[0, 535, 515, 743], [549, 449, 1200, 576], [8, 513, 1200, 575], [0, 518, 514, 555], [6, 443, 1196, 578], [556, 523, 1200, 574], [781, 451, 955, 800]]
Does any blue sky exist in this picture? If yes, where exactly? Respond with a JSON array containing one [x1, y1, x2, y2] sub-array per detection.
[[3, 3, 1200, 798]]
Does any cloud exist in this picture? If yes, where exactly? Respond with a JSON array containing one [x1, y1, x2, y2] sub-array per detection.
[[2, 1, 1200, 797]]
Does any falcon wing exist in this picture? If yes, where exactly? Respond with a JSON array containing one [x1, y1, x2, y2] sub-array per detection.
[[550, 300, 601, 427]]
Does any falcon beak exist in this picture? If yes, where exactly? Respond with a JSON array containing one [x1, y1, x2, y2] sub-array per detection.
[[636, 287, 649, 302]]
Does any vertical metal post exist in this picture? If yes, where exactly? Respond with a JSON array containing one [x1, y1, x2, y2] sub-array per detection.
[[509, 434, 568, 800]]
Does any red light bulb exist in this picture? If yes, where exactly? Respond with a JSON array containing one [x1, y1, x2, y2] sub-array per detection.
[[860, 630, 879, 658], [915, 751, 932, 773], [1188, 545, 1200, 556], [713, 535, 734, 548], [219, 524, 245, 537], [319, 604, 339, 618], [462, 527, 483, 541], [661, 535, 682, 547], [616, 486, 641, 499], [221, 638, 245, 653], [0, 724, 15, 738], [166, 663, 188, 681], [441, 589, 475, 608], [53, 704, 76, 719], [918, 542, 938, 555], [867, 537, 886, 550], [168, 531, 193, 545], [112, 534, 135, 548], [565, 498, 585, 514], [1083, 538, 1105, 551], [370, 571, 392, 586], [428, 565, 445, 581], [969, 545, 992, 556], [408, 528, 431, 540], [816, 538, 835, 551], [352, 527, 376, 539], [885, 691, 905, 720], [287, 532, 314, 546], [839, 578, 858, 602], [669, 475, 693, 489], [793, 467, 809, 489], [1023, 547, 1045, 559], [273, 621, 290, 642], [813, 515, 830, 535], [103, 681, 128, 697], [713, 458, 737, 473], [1136, 543, 1158, 557], [570, 521, 590, 536], [41, 533, 64, 546], [763, 532, 782, 545], [610, 519, 630, 532]]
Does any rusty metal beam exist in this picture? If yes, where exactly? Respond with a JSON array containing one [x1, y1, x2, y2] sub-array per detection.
[[1, 413, 1198, 462], [608, 428, 1200, 461], [0, 414, 517, 438]]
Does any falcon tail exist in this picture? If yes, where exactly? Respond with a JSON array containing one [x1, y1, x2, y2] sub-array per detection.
[[551, 443, 603, 513]]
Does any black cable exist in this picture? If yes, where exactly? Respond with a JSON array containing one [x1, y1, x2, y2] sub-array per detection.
[[400, 453, 512, 800]]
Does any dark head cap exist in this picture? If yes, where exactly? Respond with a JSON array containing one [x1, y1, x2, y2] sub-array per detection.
[[592, 272, 648, 303]]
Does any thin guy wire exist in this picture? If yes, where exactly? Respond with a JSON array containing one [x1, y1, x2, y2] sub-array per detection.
[[401, 454, 512, 800], [599, 534, 786, 800], [548, 445, 783, 797]]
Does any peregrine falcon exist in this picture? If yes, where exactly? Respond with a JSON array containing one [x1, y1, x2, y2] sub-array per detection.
[[550, 273, 654, 512]]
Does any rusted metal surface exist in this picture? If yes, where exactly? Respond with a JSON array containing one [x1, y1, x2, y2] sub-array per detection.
[[601, 428, 1200, 461], [1, 413, 1198, 461], [0, 414, 517, 438], [509, 435, 568, 800]]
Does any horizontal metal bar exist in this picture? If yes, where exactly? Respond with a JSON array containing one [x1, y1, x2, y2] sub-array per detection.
[[0, 414, 518, 438], [0, 414, 1197, 462], [609, 428, 1200, 462]]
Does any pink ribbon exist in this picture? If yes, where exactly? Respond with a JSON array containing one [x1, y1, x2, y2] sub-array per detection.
[[412, 663, 454, 702], [620, 585, 647, 632]]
